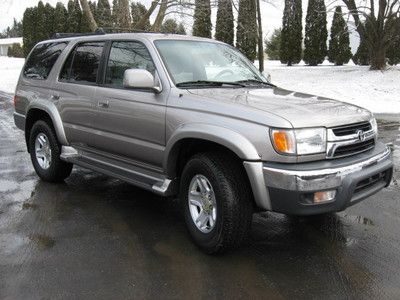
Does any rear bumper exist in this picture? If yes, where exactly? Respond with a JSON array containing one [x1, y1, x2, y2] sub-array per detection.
[[244, 142, 393, 215]]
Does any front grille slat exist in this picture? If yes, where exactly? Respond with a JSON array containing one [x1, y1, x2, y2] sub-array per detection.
[[333, 139, 375, 157], [332, 122, 372, 136], [328, 121, 376, 158]]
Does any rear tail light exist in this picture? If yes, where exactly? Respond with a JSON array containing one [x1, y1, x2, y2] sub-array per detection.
[[13, 95, 17, 107]]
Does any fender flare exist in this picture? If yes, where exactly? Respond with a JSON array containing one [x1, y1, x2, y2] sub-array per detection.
[[164, 123, 261, 176], [26, 99, 69, 145]]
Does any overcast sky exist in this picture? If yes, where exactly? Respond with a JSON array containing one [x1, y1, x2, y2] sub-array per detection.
[[0, 0, 359, 50]]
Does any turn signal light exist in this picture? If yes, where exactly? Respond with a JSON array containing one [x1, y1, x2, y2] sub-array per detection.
[[271, 130, 295, 154]]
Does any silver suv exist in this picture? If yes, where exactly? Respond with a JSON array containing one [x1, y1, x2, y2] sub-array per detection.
[[14, 33, 393, 253]]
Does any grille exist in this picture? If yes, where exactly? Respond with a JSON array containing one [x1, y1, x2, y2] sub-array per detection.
[[333, 138, 375, 158], [354, 171, 387, 194], [332, 122, 372, 136]]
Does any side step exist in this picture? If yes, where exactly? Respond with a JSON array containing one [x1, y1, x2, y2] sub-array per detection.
[[60, 146, 177, 196]]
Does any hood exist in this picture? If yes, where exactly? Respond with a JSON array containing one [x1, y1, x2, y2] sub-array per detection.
[[188, 86, 372, 128]]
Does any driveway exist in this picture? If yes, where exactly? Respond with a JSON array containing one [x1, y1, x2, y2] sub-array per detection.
[[1, 91, 399, 299]]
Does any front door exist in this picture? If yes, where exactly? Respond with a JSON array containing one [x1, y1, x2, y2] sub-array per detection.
[[92, 40, 167, 169]]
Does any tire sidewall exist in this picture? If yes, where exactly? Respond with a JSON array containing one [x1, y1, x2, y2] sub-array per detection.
[[29, 121, 61, 181], [181, 156, 232, 252]]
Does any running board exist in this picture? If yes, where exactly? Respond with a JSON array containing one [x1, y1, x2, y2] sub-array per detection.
[[60, 146, 177, 196]]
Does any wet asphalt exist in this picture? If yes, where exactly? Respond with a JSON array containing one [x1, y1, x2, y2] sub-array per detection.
[[0, 91, 399, 300]]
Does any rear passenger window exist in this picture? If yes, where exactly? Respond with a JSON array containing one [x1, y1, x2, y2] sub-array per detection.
[[105, 41, 155, 88], [60, 42, 104, 84], [24, 42, 67, 80]]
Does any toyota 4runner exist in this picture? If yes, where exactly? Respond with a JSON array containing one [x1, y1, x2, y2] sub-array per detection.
[[13, 32, 393, 253]]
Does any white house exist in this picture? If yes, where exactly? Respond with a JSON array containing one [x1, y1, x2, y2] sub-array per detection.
[[0, 37, 23, 56]]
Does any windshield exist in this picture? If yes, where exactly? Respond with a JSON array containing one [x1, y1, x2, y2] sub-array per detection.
[[154, 40, 267, 86]]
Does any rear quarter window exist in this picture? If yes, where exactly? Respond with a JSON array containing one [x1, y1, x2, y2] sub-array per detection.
[[24, 42, 68, 80]]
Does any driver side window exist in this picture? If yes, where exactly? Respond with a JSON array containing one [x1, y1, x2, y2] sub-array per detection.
[[105, 41, 156, 88]]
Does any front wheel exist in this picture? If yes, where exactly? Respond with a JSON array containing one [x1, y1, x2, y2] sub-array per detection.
[[180, 152, 253, 254], [29, 120, 73, 182]]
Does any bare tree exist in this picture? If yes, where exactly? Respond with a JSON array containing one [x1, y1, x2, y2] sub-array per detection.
[[341, 0, 400, 70]]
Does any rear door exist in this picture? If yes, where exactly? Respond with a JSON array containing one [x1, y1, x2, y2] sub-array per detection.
[[92, 40, 167, 169], [53, 41, 105, 147]]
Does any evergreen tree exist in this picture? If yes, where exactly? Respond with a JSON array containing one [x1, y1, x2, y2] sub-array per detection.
[[192, 0, 212, 38], [118, 0, 132, 29], [67, 0, 82, 33], [328, 6, 352, 65], [36, 1, 48, 41], [177, 23, 186, 35], [161, 19, 179, 33], [112, 0, 120, 27], [7, 43, 24, 58], [97, 0, 112, 28], [236, 0, 258, 61], [54, 2, 68, 33], [265, 28, 281, 60], [353, 36, 369, 65], [44, 3, 55, 38], [131, 2, 150, 30], [81, 0, 94, 32], [215, 0, 234, 45], [303, 0, 327, 65], [23, 7, 37, 56], [280, 0, 303, 66]]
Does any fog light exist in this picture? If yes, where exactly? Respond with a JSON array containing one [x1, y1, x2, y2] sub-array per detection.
[[314, 190, 336, 203]]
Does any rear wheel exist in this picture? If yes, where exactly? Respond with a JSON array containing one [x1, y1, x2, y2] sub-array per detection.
[[29, 120, 73, 182], [180, 152, 253, 254]]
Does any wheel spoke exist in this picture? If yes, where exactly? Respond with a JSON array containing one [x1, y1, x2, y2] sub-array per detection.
[[36, 149, 45, 159], [196, 211, 208, 228], [196, 177, 210, 193]]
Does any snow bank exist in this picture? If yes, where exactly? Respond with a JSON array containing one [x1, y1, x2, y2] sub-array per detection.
[[264, 60, 400, 114], [0, 56, 24, 94]]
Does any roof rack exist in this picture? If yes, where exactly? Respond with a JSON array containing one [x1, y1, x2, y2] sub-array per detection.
[[99, 27, 161, 34], [52, 28, 106, 39]]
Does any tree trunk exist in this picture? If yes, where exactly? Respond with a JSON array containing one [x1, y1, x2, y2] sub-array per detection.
[[151, 0, 168, 31], [134, 0, 159, 30], [80, 0, 98, 32], [369, 46, 386, 70], [255, 0, 264, 72]]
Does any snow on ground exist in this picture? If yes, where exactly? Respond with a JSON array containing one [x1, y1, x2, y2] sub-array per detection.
[[265, 60, 400, 114], [0, 56, 24, 94], [0, 56, 399, 115]]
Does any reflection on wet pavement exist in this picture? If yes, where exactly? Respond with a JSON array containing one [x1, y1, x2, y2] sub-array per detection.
[[1, 94, 400, 299]]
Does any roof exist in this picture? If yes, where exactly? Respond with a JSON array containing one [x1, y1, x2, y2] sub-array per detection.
[[0, 37, 23, 45], [41, 33, 222, 45]]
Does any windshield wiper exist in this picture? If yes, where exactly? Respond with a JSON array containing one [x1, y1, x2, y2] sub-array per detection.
[[235, 79, 275, 87], [176, 80, 246, 88]]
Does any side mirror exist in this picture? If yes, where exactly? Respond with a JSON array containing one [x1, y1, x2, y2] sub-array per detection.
[[123, 69, 162, 93], [262, 71, 272, 83]]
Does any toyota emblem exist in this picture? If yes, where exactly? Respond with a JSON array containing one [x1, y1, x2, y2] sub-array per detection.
[[357, 130, 366, 142]]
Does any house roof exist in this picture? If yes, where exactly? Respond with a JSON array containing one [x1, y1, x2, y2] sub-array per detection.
[[0, 37, 23, 45]]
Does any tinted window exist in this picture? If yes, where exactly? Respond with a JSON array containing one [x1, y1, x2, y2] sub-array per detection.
[[24, 42, 67, 80], [60, 42, 104, 83], [105, 41, 155, 87]]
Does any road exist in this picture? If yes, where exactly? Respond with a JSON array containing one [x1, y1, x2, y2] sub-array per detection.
[[1, 91, 399, 299]]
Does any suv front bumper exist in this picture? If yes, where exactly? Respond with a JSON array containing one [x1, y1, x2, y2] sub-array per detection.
[[244, 142, 393, 215]]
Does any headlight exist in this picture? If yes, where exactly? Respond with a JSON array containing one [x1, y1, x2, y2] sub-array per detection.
[[370, 118, 378, 135], [271, 128, 326, 155]]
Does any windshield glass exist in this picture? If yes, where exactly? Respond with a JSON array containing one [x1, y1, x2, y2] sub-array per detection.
[[154, 40, 266, 86]]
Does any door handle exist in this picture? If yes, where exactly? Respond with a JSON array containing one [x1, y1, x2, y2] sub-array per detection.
[[97, 100, 109, 108]]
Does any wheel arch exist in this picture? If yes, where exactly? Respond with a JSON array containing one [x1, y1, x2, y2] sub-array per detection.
[[164, 123, 261, 178], [25, 100, 68, 151]]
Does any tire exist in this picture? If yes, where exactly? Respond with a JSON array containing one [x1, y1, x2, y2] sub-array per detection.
[[180, 151, 253, 254], [29, 120, 73, 182]]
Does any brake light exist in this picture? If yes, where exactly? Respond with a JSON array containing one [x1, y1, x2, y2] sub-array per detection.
[[13, 95, 17, 107]]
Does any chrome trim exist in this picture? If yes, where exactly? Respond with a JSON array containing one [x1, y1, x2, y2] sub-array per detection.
[[326, 119, 376, 158], [263, 146, 391, 192]]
